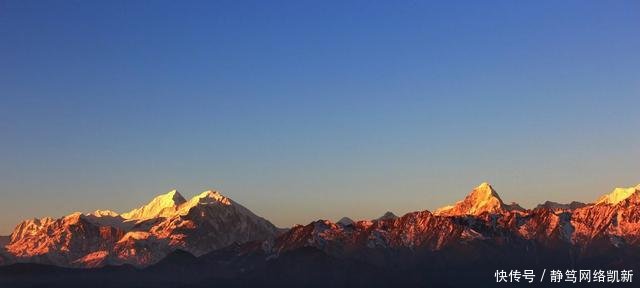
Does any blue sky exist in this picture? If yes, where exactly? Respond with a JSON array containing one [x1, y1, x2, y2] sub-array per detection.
[[0, 0, 638, 234]]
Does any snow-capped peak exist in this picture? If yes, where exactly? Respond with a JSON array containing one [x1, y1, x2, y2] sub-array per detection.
[[173, 190, 233, 216], [86, 210, 119, 218], [121, 189, 187, 221], [64, 212, 83, 220], [595, 184, 640, 205], [473, 182, 501, 199], [434, 182, 510, 216], [188, 190, 231, 206]]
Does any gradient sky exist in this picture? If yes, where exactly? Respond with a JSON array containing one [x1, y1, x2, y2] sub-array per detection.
[[1, 0, 639, 235]]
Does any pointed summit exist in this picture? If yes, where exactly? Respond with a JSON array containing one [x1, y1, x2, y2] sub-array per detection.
[[376, 211, 398, 221], [337, 217, 355, 226], [121, 189, 187, 221], [174, 190, 233, 215], [434, 182, 515, 216], [188, 189, 231, 206], [194, 190, 231, 205], [3, 187, 281, 268], [473, 182, 501, 200], [595, 184, 640, 205]]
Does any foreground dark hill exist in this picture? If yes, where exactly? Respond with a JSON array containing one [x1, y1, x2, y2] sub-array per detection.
[[2, 243, 638, 288]]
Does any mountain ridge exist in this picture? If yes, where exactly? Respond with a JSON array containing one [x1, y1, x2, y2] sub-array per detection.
[[433, 182, 524, 216], [120, 189, 187, 221], [2, 182, 640, 270], [3, 189, 280, 268]]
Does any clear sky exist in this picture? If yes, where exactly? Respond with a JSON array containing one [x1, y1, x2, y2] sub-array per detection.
[[0, 0, 638, 234]]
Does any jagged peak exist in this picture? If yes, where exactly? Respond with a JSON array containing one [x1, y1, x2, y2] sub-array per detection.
[[19, 217, 53, 226], [64, 212, 83, 220], [536, 201, 586, 211], [505, 202, 526, 212], [377, 211, 398, 220], [157, 189, 187, 204], [337, 217, 355, 226], [434, 182, 509, 216], [595, 184, 640, 205], [172, 189, 233, 216], [470, 182, 502, 201], [86, 210, 119, 217], [188, 189, 231, 205], [121, 189, 187, 221]]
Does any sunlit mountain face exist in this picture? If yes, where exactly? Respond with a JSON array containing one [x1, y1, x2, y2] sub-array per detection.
[[2, 189, 280, 268], [1, 183, 640, 287]]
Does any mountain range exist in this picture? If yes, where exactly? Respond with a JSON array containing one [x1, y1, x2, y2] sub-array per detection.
[[1, 189, 279, 268], [2, 182, 640, 287]]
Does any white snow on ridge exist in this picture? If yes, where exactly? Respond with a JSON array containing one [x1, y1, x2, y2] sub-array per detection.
[[596, 185, 640, 205]]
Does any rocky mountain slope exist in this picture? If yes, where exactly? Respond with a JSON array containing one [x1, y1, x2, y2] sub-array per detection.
[[2, 182, 640, 279], [2, 189, 280, 268], [3, 182, 640, 288], [269, 183, 640, 256], [433, 182, 524, 216]]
